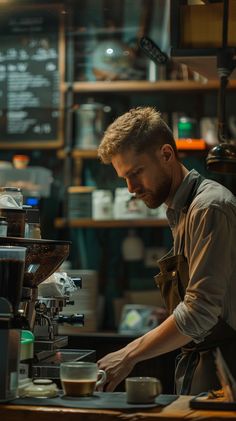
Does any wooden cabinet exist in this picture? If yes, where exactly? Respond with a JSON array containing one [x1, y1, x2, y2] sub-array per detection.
[[170, 0, 236, 79], [56, 77, 236, 227], [52, 1, 236, 332], [54, 1, 235, 272], [55, 80, 236, 229]]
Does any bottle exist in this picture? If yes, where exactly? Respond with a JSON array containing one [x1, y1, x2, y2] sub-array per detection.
[[121, 229, 144, 261]]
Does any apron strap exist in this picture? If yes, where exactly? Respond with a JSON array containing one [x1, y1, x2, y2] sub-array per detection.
[[177, 174, 205, 255], [182, 174, 205, 214]]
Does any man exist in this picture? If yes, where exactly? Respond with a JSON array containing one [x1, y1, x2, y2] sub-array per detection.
[[97, 107, 236, 395]]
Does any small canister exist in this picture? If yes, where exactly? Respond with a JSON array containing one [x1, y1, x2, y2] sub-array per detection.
[[67, 186, 95, 219], [177, 116, 198, 139], [0, 216, 7, 237], [92, 190, 113, 220]]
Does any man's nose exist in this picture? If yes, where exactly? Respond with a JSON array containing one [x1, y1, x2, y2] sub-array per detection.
[[126, 178, 136, 194]]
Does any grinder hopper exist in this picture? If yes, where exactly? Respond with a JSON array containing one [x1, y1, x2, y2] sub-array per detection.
[[0, 237, 71, 288], [0, 237, 71, 328]]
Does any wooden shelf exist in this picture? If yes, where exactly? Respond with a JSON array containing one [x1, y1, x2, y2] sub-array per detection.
[[176, 138, 206, 150], [57, 141, 208, 160], [55, 218, 169, 229], [62, 79, 236, 93], [57, 149, 98, 159]]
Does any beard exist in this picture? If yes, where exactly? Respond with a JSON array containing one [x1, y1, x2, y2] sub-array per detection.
[[136, 176, 172, 209]]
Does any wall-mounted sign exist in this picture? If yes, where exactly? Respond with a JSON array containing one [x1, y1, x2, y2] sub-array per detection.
[[0, 4, 65, 149]]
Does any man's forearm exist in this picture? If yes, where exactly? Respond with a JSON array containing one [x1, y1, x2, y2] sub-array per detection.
[[125, 314, 192, 365], [97, 314, 193, 391]]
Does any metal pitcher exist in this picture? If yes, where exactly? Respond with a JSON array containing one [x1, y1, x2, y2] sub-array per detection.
[[74, 102, 111, 149]]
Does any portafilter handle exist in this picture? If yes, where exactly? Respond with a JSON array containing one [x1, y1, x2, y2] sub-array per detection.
[[57, 313, 84, 327], [66, 299, 75, 306], [71, 277, 82, 288]]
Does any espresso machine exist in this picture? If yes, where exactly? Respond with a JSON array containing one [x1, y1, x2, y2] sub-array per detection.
[[32, 276, 95, 380], [0, 236, 95, 388], [34, 290, 83, 356]]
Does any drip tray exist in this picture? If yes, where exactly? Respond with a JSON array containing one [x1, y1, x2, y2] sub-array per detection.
[[43, 350, 95, 364], [32, 349, 96, 379]]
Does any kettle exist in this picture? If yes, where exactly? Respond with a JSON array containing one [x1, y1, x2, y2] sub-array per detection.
[[74, 102, 111, 149]]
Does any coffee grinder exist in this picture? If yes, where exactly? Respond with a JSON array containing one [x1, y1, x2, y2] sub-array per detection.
[[0, 246, 26, 402]]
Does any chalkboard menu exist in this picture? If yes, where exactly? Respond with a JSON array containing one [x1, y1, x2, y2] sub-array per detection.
[[0, 4, 65, 148]]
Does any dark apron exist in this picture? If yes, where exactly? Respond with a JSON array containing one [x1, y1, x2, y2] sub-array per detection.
[[154, 176, 236, 395]]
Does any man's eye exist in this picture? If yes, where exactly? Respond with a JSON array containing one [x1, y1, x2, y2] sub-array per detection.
[[133, 168, 142, 176], [126, 168, 142, 180]]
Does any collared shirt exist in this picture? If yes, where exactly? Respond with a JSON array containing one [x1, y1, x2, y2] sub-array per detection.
[[167, 169, 236, 343]]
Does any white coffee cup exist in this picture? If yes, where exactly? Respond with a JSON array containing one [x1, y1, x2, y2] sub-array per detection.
[[125, 376, 162, 404]]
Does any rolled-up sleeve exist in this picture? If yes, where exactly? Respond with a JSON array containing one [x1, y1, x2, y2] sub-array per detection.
[[173, 204, 234, 343]]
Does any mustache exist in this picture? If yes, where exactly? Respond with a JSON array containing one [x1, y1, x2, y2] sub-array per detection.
[[134, 190, 148, 198]]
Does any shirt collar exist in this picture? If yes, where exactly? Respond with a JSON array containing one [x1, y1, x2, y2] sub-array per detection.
[[168, 169, 202, 212]]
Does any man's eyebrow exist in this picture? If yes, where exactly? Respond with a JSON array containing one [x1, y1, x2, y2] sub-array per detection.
[[124, 165, 143, 178]]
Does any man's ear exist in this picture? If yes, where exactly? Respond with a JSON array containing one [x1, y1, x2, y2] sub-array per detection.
[[160, 144, 174, 162]]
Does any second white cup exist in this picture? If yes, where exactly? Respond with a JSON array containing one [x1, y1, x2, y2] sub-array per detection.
[[125, 376, 162, 404]]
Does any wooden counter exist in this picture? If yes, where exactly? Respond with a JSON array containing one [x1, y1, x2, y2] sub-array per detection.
[[1, 396, 236, 421]]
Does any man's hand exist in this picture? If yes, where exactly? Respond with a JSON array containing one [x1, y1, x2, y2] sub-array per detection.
[[97, 315, 192, 392], [97, 346, 135, 392]]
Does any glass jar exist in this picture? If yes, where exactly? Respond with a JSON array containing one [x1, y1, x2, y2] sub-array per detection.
[[0, 186, 23, 208], [24, 207, 41, 239], [0, 216, 7, 237], [12, 154, 29, 169]]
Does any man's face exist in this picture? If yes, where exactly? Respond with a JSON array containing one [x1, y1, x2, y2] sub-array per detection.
[[111, 147, 172, 209]]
